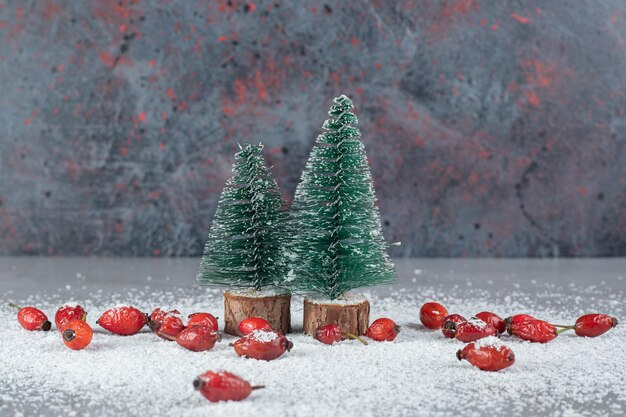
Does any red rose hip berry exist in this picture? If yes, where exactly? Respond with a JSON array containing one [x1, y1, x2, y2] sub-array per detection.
[[457, 338, 515, 372], [420, 302, 449, 329], [441, 314, 467, 338], [232, 330, 293, 361], [508, 319, 558, 343], [238, 317, 272, 336], [365, 318, 401, 341], [148, 307, 181, 331], [450, 318, 497, 342], [10, 303, 51, 331], [176, 326, 220, 351], [504, 314, 535, 333], [97, 306, 148, 335], [187, 312, 219, 333], [155, 315, 185, 340], [574, 314, 618, 337], [62, 319, 94, 350], [194, 371, 264, 402], [475, 311, 506, 334], [314, 323, 368, 345], [55, 304, 87, 332]]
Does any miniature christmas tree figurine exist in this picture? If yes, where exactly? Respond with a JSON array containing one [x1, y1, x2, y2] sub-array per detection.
[[288, 94, 397, 335], [197, 143, 291, 335]]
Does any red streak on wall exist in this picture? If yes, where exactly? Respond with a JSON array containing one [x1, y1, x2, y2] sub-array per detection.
[[511, 13, 530, 24]]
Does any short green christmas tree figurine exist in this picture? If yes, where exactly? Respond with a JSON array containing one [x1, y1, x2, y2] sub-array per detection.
[[197, 143, 291, 335], [288, 94, 397, 335]]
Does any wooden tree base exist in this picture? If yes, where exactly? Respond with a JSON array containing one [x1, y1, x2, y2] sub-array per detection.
[[303, 295, 370, 336], [223, 290, 291, 336]]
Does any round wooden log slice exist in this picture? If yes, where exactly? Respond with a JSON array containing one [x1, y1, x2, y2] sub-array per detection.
[[223, 290, 291, 336], [303, 295, 370, 336]]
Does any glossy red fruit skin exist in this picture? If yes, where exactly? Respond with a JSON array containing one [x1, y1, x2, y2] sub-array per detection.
[[194, 371, 253, 402], [420, 302, 449, 330], [504, 314, 535, 334], [441, 314, 467, 338], [62, 319, 93, 350], [475, 311, 506, 334], [454, 319, 497, 342], [365, 318, 401, 341], [232, 330, 293, 361], [238, 317, 272, 336], [17, 307, 51, 331], [176, 326, 220, 351], [457, 342, 515, 372], [96, 306, 147, 335], [156, 315, 185, 340], [55, 304, 87, 332], [187, 312, 219, 333], [574, 314, 618, 337], [315, 324, 342, 344], [509, 319, 557, 343], [148, 308, 181, 331]]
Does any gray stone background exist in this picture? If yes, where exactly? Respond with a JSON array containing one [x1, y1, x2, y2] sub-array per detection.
[[0, 0, 624, 257]]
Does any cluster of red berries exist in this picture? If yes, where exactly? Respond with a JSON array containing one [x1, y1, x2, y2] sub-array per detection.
[[420, 301, 619, 372], [98, 307, 296, 360], [11, 300, 618, 402], [11, 303, 293, 402], [10, 303, 295, 363], [10, 303, 93, 350], [144, 307, 221, 351], [192, 316, 404, 402]]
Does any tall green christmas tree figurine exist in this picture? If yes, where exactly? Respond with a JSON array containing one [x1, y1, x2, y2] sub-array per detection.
[[197, 143, 291, 335], [288, 94, 397, 336]]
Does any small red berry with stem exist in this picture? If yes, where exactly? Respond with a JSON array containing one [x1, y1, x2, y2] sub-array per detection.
[[175, 326, 221, 351], [232, 330, 293, 361], [97, 306, 148, 335], [441, 314, 467, 338], [508, 319, 560, 343], [475, 311, 506, 334], [570, 314, 618, 337], [420, 302, 449, 330], [62, 319, 93, 350], [193, 371, 264, 402], [9, 303, 51, 331], [55, 304, 87, 332], [238, 317, 272, 335], [365, 318, 401, 341], [148, 307, 181, 331], [187, 312, 219, 333], [446, 318, 497, 342], [457, 338, 515, 372], [314, 323, 368, 345]]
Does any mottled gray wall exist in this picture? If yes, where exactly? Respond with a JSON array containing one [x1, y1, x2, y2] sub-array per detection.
[[0, 0, 625, 257]]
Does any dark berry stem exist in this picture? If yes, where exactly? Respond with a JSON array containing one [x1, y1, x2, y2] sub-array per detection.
[[251, 385, 265, 390], [8, 303, 21, 310], [63, 329, 76, 342]]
